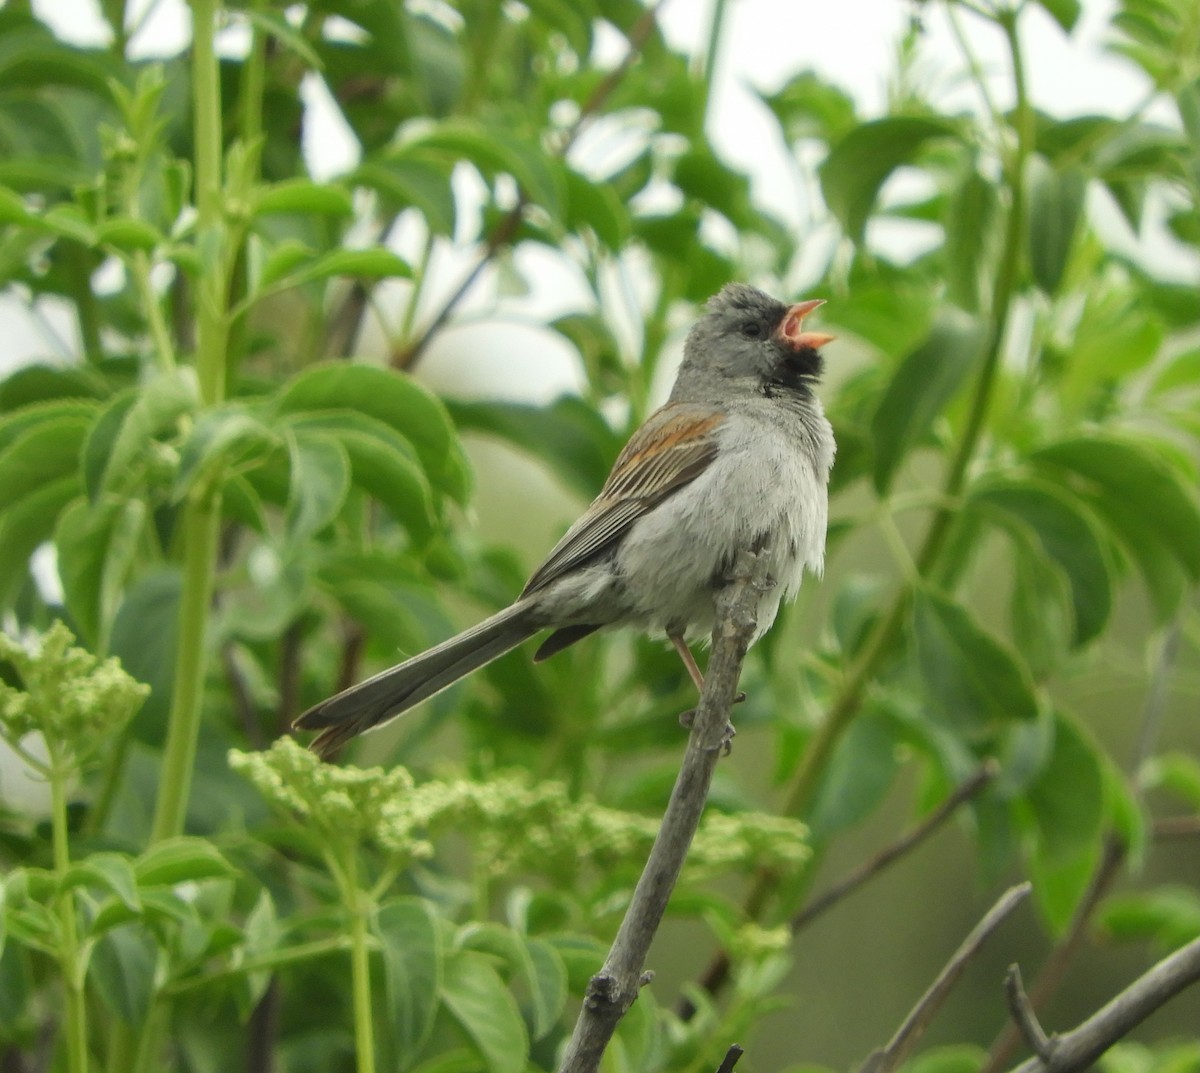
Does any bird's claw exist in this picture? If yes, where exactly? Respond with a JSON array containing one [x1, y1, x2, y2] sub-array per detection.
[[678, 708, 738, 755]]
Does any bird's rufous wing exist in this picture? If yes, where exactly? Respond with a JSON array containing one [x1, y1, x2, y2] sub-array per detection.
[[521, 403, 725, 597]]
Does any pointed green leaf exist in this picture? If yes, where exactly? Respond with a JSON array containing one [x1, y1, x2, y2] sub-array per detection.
[[174, 407, 279, 499], [90, 924, 156, 1024], [1027, 157, 1087, 295], [1031, 435, 1200, 581], [871, 315, 985, 494], [440, 951, 528, 1073], [95, 217, 163, 252], [376, 898, 442, 1057], [0, 476, 78, 605], [1035, 0, 1081, 32], [944, 168, 999, 312], [971, 477, 1113, 645], [55, 496, 146, 651], [63, 853, 140, 912], [254, 179, 353, 217], [135, 837, 236, 886], [285, 431, 351, 542], [819, 116, 960, 242], [409, 121, 563, 222], [276, 363, 468, 503], [353, 157, 457, 236], [913, 587, 1039, 730], [0, 413, 88, 508]]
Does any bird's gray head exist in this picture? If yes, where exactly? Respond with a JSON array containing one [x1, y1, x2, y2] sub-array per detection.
[[672, 283, 834, 403]]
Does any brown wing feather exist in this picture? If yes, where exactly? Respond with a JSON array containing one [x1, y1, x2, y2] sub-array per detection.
[[521, 404, 724, 597]]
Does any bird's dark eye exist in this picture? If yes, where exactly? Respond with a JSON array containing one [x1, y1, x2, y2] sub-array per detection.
[[740, 321, 763, 340]]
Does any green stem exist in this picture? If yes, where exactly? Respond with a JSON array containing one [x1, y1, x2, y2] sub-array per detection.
[[68, 247, 104, 365], [50, 751, 89, 1073], [167, 936, 359, 993], [131, 251, 177, 371], [150, 491, 222, 841], [699, 0, 729, 122], [345, 856, 377, 1073], [779, 7, 1033, 824], [150, 0, 228, 843]]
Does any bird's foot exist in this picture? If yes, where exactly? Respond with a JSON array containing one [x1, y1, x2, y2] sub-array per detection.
[[678, 694, 743, 755]]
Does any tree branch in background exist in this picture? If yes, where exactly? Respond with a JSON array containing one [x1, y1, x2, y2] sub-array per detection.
[[1004, 964, 1054, 1060], [557, 548, 772, 1073], [395, 0, 668, 370], [1008, 936, 1200, 1073], [984, 621, 1181, 1073], [681, 762, 998, 1020], [858, 883, 1032, 1073], [714, 1044, 744, 1073]]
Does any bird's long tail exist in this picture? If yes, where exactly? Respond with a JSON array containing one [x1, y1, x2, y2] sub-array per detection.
[[294, 602, 541, 759]]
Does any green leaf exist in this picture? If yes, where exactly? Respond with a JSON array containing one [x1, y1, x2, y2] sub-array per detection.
[[376, 898, 442, 1058], [1099, 888, 1200, 948], [460, 924, 567, 1042], [63, 852, 140, 913], [240, 889, 279, 1010], [285, 414, 436, 540], [1024, 712, 1106, 930], [523, 938, 568, 1041], [759, 71, 858, 145], [1035, 0, 1082, 32], [135, 838, 236, 886], [0, 365, 108, 410], [1145, 752, 1200, 811], [944, 168, 999, 312], [0, 476, 78, 606], [440, 951, 529, 1073], [95, 216, 163, 252], [285, 431, 351, 542], [174, 407, 279, 499], [276, 363, 468, 503], [674, 146, 753, 228], [871, 315, 985, 494], [913, 587, 1040, 730], [0, 412, 88, 509], [90, 924, 156, 1024], [109, 569, 181, 737], [89, 370, 198, 497], [1031, 435, 1200, 582], [353, 156, 457, 236], [55, 497, 146, 651], [253, 178, 353, 217], [1027, 157, 1087, 295], [282, 247, 412, 288], [409, 121, 563, 222], [971, 477, 1113, 645], [805, 710, 901, 838], [1009, 533, 1074, 677], [255, 238, 318, 290], [819, 116, 960, 242], [446, 397, 620, 500], [563, 167, 629, 250]]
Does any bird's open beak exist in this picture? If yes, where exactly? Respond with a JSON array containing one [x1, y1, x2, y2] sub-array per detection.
[[775, 298, 835, 351]]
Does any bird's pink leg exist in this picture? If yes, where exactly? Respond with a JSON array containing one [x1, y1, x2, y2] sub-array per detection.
[[670, 633, 707, 692]]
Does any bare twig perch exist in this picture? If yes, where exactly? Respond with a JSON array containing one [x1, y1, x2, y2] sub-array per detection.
[[859, 883, 1032, 1073], [557, 548, 773, 1073], [1008, 935, 1200, 1073]]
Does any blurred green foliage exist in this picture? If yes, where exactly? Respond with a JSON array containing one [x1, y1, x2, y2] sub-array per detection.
[[0, 0, 1198, 1071]]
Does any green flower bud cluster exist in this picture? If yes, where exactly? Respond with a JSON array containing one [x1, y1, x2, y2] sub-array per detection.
[[0, 623, 150, 760], [229, 737, 429, 858], [231, 743, 810, 888]]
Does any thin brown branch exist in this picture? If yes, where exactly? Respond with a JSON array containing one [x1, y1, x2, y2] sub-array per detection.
[[396, 1, 667, 370], [1154, 815, 1200, 839], [1004, 964, 1054, 1060], [859, 883, 1032, 1073], [680, 762, 997, 1021], [323, 216, 400, 359], [557, 548, 772, 1073], [1008, 936, 1200, 1073], [793, 762, 998, 933]]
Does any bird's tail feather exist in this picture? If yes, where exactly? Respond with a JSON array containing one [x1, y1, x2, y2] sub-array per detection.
[[294, 602, 540, 759]]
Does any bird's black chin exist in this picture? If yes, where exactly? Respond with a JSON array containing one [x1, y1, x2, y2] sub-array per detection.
[[762, 345, 824, 398]]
